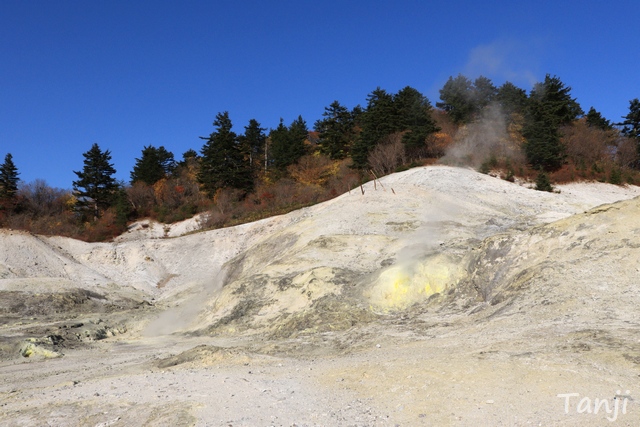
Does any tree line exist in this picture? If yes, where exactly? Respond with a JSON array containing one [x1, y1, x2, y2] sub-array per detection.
[[1, 74, 639, 241]]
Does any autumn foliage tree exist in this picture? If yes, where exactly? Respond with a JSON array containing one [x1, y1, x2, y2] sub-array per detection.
[[288, 154, 334, 186], [368, 133, 406, 177], [562, 118, 615, 170]]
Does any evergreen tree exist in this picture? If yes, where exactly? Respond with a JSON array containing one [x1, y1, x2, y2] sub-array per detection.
[[534, 171, 554, 192], [393, 86, 439, 153], [238, 119, 267, 172], [620, 98, 640, 140], [529, 74, 583, 126], [183, 148, 199, 159], [268, 119, 288, 172], [585, 107, 611, 130], [351, 88, 399, 168], [436, 74, 475, 124], [523, 95, 565, 171], [472, 76, 498, 110], [289, 115, 309, 151], [523, 75, 583, 171], [269, 116, 308, 172], [496, 81, 528, 118], [314, 101, 357, 160], [130, 145, 176, 185], [0, 153, 20, 201], [620, 98, 640, 168], [178, 149, 199, 168], [113, 185, 132, 227], [438, 75, 508, 123], [73, 143, 119, 219], [198, 112, 253, 196], [351, 104, 364, 128]]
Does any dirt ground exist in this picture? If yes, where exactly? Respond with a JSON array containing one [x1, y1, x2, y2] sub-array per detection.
[[1, 166, 639, 426], [2, 309, 638, 426]]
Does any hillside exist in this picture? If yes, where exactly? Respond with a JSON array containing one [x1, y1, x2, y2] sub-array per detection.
[[1, 165, 640, 426]]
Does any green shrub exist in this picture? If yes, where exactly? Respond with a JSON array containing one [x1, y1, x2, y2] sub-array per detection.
[[479, 161, 491, 174], [535, 171, 554, 192], [505, 168, 515, 182], [609, 168, 623, 185]]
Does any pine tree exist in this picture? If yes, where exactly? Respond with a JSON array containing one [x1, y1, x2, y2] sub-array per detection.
[[269, 116, 308, 172], [351, 88, 399, 168], [73, 143, 119, 219], [530, 74, 583, 126], [496, 81, 528, 118], [238, 119, 267, 173], [314, 101, 357, 160], [130, 145, 176, 185], [393, 86, 439, 154], [523, 75, 583, 171], [620, 98, 640, 168], [113, 186, 132, 227], [0, 153, 20, 202], [585, 107, 611, 130], [289, 116, 309, 156], [198, 112, 252, 196], [268, 119, 288, 172], [472, 76, 498, 110], [436, 74, 475, 124], [620, 98, 640, 140], [523, 96, 565, 171], [178, 149, 199, 169], [535, 171, 554, 192]]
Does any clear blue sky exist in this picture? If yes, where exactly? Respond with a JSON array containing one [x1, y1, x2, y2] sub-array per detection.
[[1, 0, 638, 189]]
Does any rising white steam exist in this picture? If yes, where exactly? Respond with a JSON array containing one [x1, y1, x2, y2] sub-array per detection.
[[440, 103, 523, 169], [464, 39, 540, 87], [143, 267, 229, 336]]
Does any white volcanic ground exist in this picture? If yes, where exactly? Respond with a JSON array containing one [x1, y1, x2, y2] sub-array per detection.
[[1, 165, 640, 426]]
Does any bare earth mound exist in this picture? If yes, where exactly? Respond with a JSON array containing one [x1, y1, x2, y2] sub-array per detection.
[[1, 165, 639, 426]]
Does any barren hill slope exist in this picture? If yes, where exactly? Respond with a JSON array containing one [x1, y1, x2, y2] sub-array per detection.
[[1, 165, 640, 426]]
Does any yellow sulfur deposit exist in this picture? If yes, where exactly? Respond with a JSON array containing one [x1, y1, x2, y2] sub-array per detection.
[[20, 342, 61, 359], [368, 254, 465, 311]]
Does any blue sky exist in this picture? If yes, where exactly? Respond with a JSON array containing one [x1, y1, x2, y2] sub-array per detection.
[[1, 0, 638, 189]]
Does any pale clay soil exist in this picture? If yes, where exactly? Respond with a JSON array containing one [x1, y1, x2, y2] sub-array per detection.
[[1, 165, 640, 426]]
